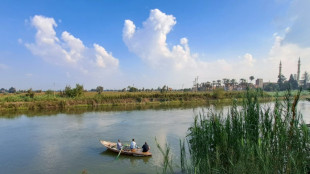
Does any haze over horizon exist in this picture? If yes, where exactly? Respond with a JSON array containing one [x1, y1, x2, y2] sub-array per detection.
[[0, 0, 309, 90]]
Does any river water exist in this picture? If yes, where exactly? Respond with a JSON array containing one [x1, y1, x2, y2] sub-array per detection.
[[1, 101, 309, 174]]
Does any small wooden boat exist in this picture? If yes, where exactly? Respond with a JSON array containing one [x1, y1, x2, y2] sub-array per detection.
[[100, 140, 152, 157]]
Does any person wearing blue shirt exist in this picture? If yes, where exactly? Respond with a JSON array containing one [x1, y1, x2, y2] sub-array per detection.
[[117, 139, 122, 150]]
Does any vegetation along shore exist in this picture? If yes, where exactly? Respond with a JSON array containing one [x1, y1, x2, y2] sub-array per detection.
[[0, 84, 309, 112]]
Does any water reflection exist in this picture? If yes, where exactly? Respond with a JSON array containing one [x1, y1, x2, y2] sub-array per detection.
[[0, 98, 242, 119], [100, 150, 151, 164], [0, 102, 213, 119]]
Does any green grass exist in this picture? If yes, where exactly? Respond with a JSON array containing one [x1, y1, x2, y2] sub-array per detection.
[[158, 89, 310, 173], [1, 90, 309, 111], [0, 90, 262, 111]]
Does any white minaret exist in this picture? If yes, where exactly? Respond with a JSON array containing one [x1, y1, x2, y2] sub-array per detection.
[[297, 57, 301, 81], [279, 61, 282, 77]]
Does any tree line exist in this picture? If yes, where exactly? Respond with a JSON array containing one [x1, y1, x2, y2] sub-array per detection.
[[1, 72, 309, 95]]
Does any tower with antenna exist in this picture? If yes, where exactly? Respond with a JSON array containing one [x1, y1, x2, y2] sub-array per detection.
[[192, 76, 199, 92], [297, 57, 301, 81]]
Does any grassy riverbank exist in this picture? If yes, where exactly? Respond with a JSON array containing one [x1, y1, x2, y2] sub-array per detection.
[[0, 90, 309, 112]]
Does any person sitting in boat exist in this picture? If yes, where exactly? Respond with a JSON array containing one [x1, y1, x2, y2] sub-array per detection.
[[117, 139, 123, 150], [142, 142, 150, 152], [130, 139, 137, 150]]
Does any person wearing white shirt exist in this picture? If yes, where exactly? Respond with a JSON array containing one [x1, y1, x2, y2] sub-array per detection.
[[130, 138, 137, 150]]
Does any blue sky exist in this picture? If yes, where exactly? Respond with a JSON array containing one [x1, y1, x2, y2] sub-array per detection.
[[0, 0, 309, 90]]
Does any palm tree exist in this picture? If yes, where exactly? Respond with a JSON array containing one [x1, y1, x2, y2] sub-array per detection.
[[223, 78, 230, 90], [206, 81, 212, 91], [249, 76, 255, 83], [240, 78, 247, 89], [217, 80, 221, 87], [230, 79, 237, 90]]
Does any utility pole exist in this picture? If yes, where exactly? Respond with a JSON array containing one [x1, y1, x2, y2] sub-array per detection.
[[53, 82, 55, 98], [196, 76, 199, 92]]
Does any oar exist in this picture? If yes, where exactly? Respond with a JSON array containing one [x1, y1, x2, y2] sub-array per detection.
[[116, 146, 123, 160]]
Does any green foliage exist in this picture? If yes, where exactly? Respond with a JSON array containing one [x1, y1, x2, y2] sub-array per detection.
[[264, 83, 279, 91], [128, 86, 138, 92], [288, 74, 299, 90], [183, 88, 192, 92], [277, 74, 287, 91], [8, 87, 16, 93], [63, 84, 84, 98], [75, 84, 84, 96], [0, 90, 258, 104], [303, 71, 309, 89], [155, 137, 174, 174], [136, 97, 142, 102], [96, 86, 104, 94], [45, 90, 54, 96], [25, 88, 35, 98], [212, 88, 224, 99], [249, 76, 255, 82], [179, 89, 310, 173], [157, 89, 309, 174], [161, 85, 168, 93], [0, 90, 272, 111]]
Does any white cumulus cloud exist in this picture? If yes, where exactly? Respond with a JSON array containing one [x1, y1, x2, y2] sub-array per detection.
[[94, 43, 119, 68], [26, 15, 119, 71], [122, 9, 261, 86], [243, 53, 256, 67], [123, 9, 198, 70]]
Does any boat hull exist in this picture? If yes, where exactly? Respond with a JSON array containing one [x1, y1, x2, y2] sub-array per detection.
[[100, 140, 152, 157]]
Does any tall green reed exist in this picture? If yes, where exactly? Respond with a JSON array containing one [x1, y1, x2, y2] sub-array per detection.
[[155, 137, 174, 174], [159, 89, 310, 173]]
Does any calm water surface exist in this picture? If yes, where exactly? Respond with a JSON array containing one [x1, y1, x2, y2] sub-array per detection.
[[1, 101, 309, 174]]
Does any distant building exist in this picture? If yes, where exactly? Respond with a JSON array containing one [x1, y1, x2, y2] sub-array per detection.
[[256, 79, 263, 88]]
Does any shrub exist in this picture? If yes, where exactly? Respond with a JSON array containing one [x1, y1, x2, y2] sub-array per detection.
[[63, 84, 84, 98], [8, 87, 16, 93], [25, 88, 35, 98], [45, 90, 54, 96], [128, 86, 138, 92], [212, 88, 224, 99], [96, 86, 104, 94]]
